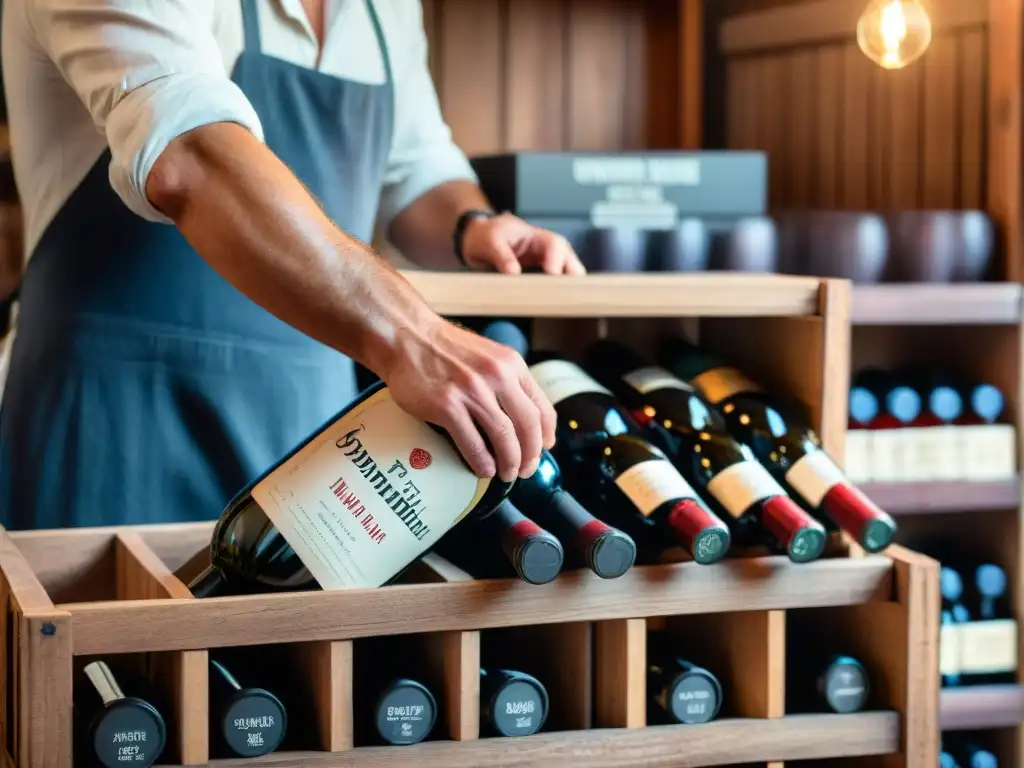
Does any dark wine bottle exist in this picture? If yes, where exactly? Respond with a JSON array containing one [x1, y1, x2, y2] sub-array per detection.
[[950, 741, 999, 768], [813, 655, 870, 714], [434, 500, 565, 585], [647, 632, 723, 725], [528, 353, 731, 564], [959, 563, 1017, 686], [74, 661, 167, 768], [370, 678, 439, 746], [658, 337, 897, 554], [189, 381, 514, 597], [208, 657, 287, 757], [853, 368, 922, 426], [940, 748, 960, 768], [511, 450, 637, 579], [941, 566, 970, 688], [480, 668, 549, 737], [584, 340, 828, 563], [963, 382, 1005, 424]]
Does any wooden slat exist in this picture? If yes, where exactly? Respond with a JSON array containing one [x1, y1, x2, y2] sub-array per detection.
[[867, 58, 891, 209], [725, 57, 761, 150], [959, 28, 986, 210], [200, 713, 901, 768], [680, 0, 703, 149], [850, 283, 1023, 325], [0, 529, 52, 614], [922, 35, 960, 208], [841, 43, 870, 209], [788, 49, 817, 207], [761, 54, 791, 208], [402, 272, 823, 317], [567, 0, 631, 149], [65, 556, 895, 655], [818, 280, 853, 465], [721, 0, 988, 54], [863, 479, 1022, 515], [888, 63, 922, 208], [594, 619, 646, 728], [17, 614, 71, 768], [438, 0, 504, 155], [940, 684, 1024, 731], [987, 0, 1024, 281], [504, 0, 567, 150], [442, 631, 480, 741], [815, 46, 842, 208], [296, 640, 353, 752]]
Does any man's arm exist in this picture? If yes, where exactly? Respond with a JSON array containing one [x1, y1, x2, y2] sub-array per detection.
[[24, 0, 555, 480]]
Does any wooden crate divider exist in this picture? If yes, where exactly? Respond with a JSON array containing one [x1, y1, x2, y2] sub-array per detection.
[[0, 274, 940, 767]]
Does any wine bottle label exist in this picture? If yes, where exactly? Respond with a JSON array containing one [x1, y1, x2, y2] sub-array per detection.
[[621, 366, 695, 396], [705, 461, 786, 519], [868, 429, 905, 483], [615, 459, 703, 517], [529, 359, 612, 405], [843, 430, 874, 484], [939, 624, 963, 677], [899, 426, 934, 482], [961, 424, 1017, 481], [959, 619, 1018, 675], [912, 425, 961, 482], [784, 451, 845, 507], [251, 388, 490, 590], [689, 366, 762, 405]]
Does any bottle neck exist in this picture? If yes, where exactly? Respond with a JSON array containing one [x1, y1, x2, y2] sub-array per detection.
[[189, 564, 230, 599]]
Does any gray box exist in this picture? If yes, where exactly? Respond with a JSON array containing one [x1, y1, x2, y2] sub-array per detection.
[[471, 151, 768, 226]]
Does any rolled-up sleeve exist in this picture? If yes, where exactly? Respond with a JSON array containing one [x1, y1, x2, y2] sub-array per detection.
[[377, 0, 477, 233], [26, 0, 264, 223]]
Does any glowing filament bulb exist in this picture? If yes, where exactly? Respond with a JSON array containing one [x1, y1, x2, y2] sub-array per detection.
[[857, 0, 932, 70]]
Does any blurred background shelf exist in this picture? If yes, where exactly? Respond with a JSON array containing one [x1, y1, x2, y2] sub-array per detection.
[[850, 284, 1023, 326], [862, 479, 1022, 515], [940, 685, 1024, 731]]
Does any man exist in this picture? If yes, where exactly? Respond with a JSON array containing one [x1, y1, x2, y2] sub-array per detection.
[[0, 0, 584, 530]]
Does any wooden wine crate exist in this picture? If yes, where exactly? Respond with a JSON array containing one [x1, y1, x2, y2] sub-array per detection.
[[0, 273, 940, 767]]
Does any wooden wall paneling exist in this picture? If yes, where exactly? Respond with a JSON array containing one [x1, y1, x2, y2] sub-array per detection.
[[922, 36, 960, 209], [438, 0, 505, 156], [887, 63, 922, 209], [867, 59, 892, 209], [504, 0, 567, 150], [760, 55, 792, 208], [987, 0, 1023, 281], [726, 57, 762, 150], [959, 28, 986, 210], [788, 50, 817, 208], [841, 43, 871, 209], [815, 46, 843, 208], [622, 1, 649, 149], [646, 1, 683, 149], [566, 0, 632, 149], [680, 0, 703, 148]]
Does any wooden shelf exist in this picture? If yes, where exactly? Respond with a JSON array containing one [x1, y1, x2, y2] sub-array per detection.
[[862, 479, 1021, 515], [198, 714, 899, 768], [401, 272, 823, 317], [940, 685, 1024, 731], [850, 284, 1022, 325], [57, 552, 894, 655]]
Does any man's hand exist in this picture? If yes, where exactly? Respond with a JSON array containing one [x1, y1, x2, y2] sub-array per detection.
[[462, 212, 587, 275], [380, 316, 556, 482]]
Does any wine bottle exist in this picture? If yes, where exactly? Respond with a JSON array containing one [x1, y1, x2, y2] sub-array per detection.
[[209, 657, 287, 757], [480, 668, 549, 737], [941, 566, 970, 688], [949, 740, 999, 768], [583, 340, 827, 563], [511, 450, 637, 579], [528, 353, 731, 564], [940, 750, 960, 768], [478, 322, 637, 577], [434, 500, 565, 585], [958, 380, 1016, 482], [370, 678, 439, 746], [647, 632, 723, 725], [902, 369, 964, 482], [960, 563, 1017, 686], [813, 656, 870, 714], [658, 337, 897, 554], [189, 381, 514, 597], [845, 371, 881, 484], [847, 368, 922, 484], [74, 661, 167, 768]]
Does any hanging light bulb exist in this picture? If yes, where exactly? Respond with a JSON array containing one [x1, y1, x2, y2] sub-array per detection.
[[857, 0, 932, 70]]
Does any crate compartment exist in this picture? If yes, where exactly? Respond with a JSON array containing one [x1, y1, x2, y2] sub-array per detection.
[[479, 622, 591, 737], [352, 630, 478, 747]]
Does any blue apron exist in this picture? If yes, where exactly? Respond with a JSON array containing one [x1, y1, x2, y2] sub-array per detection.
[[0, 0, 394, 529]]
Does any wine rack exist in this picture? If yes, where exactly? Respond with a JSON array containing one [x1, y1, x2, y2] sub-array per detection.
[[0, 273, 939, 767]]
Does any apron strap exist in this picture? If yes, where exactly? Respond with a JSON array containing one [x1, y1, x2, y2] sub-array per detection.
[[240, 0, 262, 54], [364, 0, 393, 86]]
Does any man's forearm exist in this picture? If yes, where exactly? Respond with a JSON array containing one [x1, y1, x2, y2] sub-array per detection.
[[388, 180, 492, 269], [146, 122, 436, 376]]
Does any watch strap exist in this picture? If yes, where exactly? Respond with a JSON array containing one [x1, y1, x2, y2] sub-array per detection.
[[453, 209, 495, 266]]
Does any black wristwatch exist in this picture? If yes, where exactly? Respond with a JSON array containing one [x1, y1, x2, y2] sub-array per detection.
[[453, 209, 495, 266]]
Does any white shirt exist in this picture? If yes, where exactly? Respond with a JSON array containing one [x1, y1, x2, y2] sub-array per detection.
[[1, 0, 477, 258]]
